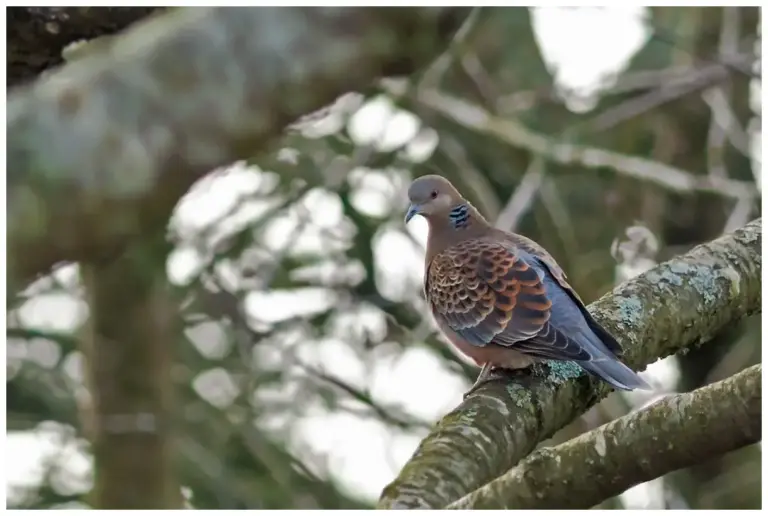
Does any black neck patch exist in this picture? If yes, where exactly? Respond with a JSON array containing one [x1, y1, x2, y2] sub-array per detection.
[[449, 204, 470, 229]]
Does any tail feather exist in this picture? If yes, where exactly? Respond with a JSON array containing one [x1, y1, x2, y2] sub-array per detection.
[[579, 357, 651, 391]]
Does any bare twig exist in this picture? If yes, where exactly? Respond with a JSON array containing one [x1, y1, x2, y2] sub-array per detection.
[[419, 7, 481, 90], [702, 87, 752, 157], [298, 362, 432, 431], [460, 52, 500, 104], [723, 195, 756, 234], [704, 7, 746, 181], [605, 64, 716, 95], [415, 89, 757, 200], [494, 157, 545, 232], [437, 136, 502, 219], [584, 54, 755, 133], [537, 176, 580, 257]]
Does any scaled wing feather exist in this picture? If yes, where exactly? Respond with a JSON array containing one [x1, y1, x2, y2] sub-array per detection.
[[426, 238, 595, 362], [426, 239, 551, 347]]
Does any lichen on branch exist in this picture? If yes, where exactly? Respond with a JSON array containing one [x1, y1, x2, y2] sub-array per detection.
[[378, 218, 761, 509], [448, 364, 761, 509]]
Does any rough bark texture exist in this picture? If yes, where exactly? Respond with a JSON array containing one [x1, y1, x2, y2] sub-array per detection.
[[7, 7, 160, 87], [80, 239, 179, 508], [378, 218, 761, 509], [7, 7, 470, 293], [448, 364, 762, 509]]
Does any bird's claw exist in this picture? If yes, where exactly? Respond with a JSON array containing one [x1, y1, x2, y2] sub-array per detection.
[[463, 364, 508, 400], [463, 364, 539, 400]]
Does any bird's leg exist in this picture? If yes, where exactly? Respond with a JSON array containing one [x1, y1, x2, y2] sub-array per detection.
[[463, 363, 503, 399], [475, 362, 493, 384], [463, 359, 542, 400]]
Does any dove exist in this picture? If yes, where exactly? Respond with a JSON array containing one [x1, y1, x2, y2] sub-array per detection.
[[405, 174, 651, 394]]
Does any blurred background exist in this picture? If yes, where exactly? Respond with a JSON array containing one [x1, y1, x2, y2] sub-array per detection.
[[5, 6, 762, 510]]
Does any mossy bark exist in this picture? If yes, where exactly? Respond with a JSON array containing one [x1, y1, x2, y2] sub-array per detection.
[[378, 219, 761, 509], [7, 7, 470, 293], [448, 364, 761, 509]]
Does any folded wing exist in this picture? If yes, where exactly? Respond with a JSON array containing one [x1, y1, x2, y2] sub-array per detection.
[[426, 239, 593, 361]]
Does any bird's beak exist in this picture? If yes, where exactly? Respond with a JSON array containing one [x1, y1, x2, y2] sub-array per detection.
[[405, 203, 421, 224]]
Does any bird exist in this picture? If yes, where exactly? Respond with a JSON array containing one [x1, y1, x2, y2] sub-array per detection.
[[404, 174, 651, 395]]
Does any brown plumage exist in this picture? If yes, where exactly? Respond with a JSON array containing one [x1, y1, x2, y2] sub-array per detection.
[[405, 174, 650, 393]]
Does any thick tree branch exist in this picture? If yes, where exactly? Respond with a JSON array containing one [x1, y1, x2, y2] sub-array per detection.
[[7, 7, 469, 293], [7, 7, 160, 87], [448, 364, 762, 509], [378, 219, 761, 509]]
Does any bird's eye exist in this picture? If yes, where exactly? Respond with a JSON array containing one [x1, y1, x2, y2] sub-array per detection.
[[430, 190, 438, 199]]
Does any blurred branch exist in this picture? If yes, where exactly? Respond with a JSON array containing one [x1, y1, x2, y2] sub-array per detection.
[[378, 219, 761, 509], [437, 135, 502, 218], [7, 6, 470, 294], [585, 53, 756, 133], [494, 156, 545, 232], [724, 195, 756, 234], [354, 290, 477, 381], [419, 7, 481, 89], [537, 175, 580, 257], [80, 239, 179, 508], [702, 87, 751, 158], [6, 326, 79, 350], [704, 7, 747, 183], [637, 9, 759, 78], [413, 89, 757, 200], [449, 364, 761, 509], [7, 364, 81, 431], [606, 64, 724, 95], [299, 363, 432, 431], [6, 7, 160, 86]]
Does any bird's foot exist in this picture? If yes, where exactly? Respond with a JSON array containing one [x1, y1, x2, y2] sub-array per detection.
[[463, 364, 532, 400]]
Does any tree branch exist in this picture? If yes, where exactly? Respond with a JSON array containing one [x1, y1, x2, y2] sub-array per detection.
[[448, 364, 762, 509], [412, 89, 757, 200], [80, 238, 179, 508], [6, 7, 160, 87], [585, 54, 754, 133], [494, 156, 545, 232], [378, 218, 761, 509], [7, 7, 469, 293]]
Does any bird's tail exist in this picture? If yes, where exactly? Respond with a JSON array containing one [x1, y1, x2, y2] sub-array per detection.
[[578, 357, 651, 391]]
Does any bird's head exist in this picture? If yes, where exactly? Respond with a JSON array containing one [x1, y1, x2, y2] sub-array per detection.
[[405, 175, 467, 226]]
